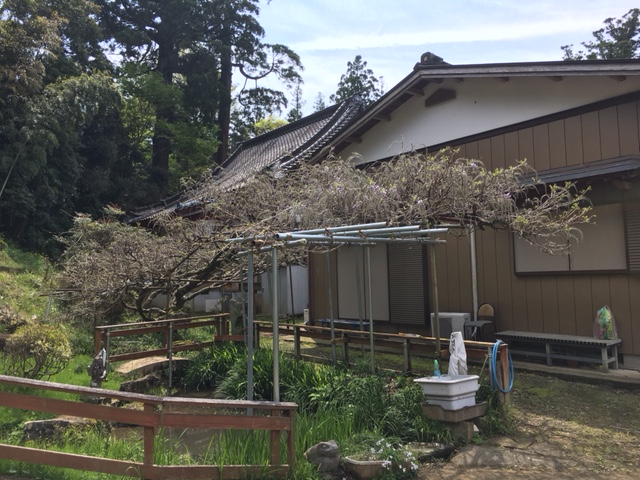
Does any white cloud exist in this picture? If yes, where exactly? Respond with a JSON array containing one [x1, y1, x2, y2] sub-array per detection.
[[256, 0, 640, 114]]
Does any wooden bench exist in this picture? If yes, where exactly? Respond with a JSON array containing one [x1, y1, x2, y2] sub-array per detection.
[[316, 318, 370, 330], [495, 330, 621, 372]]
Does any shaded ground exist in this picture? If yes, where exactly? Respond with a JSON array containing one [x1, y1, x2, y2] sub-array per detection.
[[417, 370, 640, 479]]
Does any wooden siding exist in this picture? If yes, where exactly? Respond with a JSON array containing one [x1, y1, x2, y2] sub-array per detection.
[[440, 99, 640, 358]]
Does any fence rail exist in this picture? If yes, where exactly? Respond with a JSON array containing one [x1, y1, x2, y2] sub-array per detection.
[[0, 374, 296, 479], [94, 313, 236, 362], [255, 321, 511, 400]]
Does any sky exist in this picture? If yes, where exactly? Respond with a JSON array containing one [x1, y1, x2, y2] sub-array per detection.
[[256, 0, 640, 115]]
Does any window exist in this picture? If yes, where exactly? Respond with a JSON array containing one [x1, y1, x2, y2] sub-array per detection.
[[514, 203, 627, 274]]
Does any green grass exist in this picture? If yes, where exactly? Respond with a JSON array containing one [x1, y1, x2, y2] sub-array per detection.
[[0, 236, 51, 329]]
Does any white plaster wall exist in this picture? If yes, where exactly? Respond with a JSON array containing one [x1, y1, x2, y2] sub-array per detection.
[[340, 76, 640, 164]]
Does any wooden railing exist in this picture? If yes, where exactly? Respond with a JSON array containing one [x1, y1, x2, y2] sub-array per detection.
[[255, 321, 511, 399], [0, 375, 296, 479], [94, 313, 236, 363]]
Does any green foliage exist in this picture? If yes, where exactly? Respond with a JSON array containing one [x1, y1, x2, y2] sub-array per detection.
[[209, 348, 452, 445], [2, 323, 72, 380], [253, 115, 288, 136], [98, 0, 302, 190], [475, 383, 516, 436], [0, 237, 50, 325], [562, 8, 640, 60], [0, 1, 146, 254], [330, 54, 384, 107], [215, 346, 276, 400], [383, 378, 450, 442], [181, 343, 245, 391]]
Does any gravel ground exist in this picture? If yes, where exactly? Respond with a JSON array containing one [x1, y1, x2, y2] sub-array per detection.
[[417, 370, 640, 479]]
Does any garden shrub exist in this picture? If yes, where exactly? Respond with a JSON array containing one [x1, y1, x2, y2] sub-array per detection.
[[2, 323, 72, 379]]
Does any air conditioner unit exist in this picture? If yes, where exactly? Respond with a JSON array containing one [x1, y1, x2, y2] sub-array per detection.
[[430, 312, 470, 339]]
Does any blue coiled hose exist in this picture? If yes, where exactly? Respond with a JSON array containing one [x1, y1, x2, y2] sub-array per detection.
[[491, 339, 514, 393]]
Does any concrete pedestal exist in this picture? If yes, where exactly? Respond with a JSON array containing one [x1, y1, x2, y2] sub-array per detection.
[[421, 402, 488, 442]]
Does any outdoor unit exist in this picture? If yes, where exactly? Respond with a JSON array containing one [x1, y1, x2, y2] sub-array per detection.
[[430, 312, 471, 339]]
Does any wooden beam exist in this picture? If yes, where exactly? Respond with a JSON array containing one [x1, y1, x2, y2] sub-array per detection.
[[610, 75, 626, 82], [346, 136, 362, 144], [407, 87, 425, 96], [374, 114, 391, 122], [547, 76, 563, 82], [496, 77, 509, 82], [452, 78, 464, 83]]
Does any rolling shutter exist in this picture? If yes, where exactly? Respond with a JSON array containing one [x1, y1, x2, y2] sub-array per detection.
[[387, 244, 429, 324], [625, 202, 640, 272]]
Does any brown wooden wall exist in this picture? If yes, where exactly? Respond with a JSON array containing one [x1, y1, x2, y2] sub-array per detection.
[[455, 100, 640, 172], [435, 98, 640, 358]]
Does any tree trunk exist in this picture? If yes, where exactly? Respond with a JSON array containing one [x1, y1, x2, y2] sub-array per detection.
[[215, 22, 233, 167], [151, 36, 175, 198]]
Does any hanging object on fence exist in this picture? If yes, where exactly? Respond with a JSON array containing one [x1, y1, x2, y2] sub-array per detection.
[[448, 331, 467, 375], [594, 305, 618, 340]]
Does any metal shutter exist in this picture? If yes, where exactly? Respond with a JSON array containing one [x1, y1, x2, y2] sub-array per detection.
[[625, 202, 640, 272], [387, 244, 429, 324]]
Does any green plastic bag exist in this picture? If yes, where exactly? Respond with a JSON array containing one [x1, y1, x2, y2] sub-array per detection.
[[594, 305, 618, 340]]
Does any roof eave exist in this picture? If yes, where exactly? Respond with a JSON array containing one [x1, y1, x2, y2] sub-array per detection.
[[333, 59, 640, 154]]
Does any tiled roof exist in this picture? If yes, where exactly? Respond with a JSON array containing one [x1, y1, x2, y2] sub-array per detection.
[[128, 97, 363, 224]]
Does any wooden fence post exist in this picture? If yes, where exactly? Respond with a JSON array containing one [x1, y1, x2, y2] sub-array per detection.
[[294, 328, 300, 359], [342, 333, 349, 366], [143, 402, 155, 480], [403, 338, 412, 373], [270, 409, 280, 467]]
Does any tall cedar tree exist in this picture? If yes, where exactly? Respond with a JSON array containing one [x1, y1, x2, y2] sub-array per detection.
[[330, 55, 384, 107], [98, 0, 302, 196]]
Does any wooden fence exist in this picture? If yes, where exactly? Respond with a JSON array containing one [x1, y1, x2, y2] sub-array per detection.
[[94, 315, 508, 384], [93, 314, 238, 363], [255, 321, 511, 400], [0, 374, 296, 479]]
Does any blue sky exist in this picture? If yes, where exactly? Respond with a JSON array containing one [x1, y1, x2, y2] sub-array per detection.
[[256, 0, 639, 115]]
